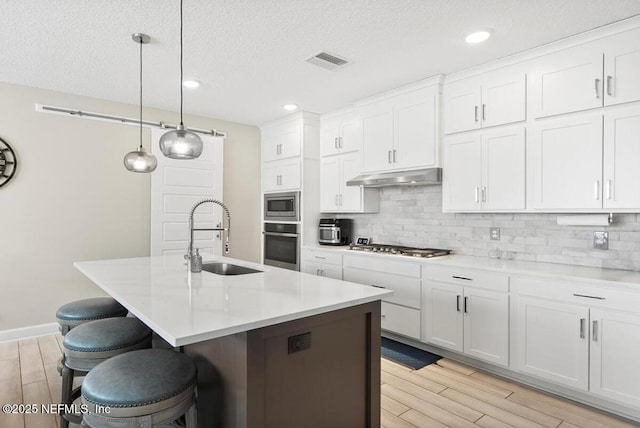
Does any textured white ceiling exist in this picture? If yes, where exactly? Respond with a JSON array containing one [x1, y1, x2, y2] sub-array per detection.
[[2, 0, 640, 126]]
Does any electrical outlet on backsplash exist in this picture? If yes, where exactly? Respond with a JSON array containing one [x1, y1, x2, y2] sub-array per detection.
[[348, 185, 640, 271]]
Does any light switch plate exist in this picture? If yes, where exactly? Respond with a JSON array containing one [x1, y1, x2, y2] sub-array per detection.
[[593, 231, 609, 250], [490, 227, 501, 241]]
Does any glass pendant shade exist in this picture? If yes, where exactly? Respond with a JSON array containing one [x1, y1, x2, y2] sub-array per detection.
[[159, 123, 203, 159], [124, 148, 158, 173]]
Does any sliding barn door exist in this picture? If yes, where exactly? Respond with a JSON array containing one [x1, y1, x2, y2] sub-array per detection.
[[150, 128, 224, 257]]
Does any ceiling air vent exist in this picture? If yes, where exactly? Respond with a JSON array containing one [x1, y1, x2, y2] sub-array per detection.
[[306, 51, 349, 71]]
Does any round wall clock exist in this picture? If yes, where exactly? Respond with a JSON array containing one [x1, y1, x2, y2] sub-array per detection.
[[0, 137, 17, 188]]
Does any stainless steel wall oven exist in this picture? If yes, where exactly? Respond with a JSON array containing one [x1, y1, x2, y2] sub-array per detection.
[[263, 223, 300, 271]]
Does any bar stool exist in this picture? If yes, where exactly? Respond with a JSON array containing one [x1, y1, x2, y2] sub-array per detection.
[[56, 297, 128, 336], [80, 349, 198, 428], [60, 317, 152, 428]]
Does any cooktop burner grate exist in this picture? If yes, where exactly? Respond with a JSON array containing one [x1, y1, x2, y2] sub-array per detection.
[[347, 244, 451, 258]]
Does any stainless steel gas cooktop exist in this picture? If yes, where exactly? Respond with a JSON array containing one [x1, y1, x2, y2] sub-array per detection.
[[347, 244, 451, 258]]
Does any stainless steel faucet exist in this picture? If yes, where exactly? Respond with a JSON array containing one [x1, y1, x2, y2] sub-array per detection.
[[186, 198, 231, 272]]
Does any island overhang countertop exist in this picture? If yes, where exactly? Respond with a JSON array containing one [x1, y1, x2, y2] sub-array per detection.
[[74, 255, 393, 347]]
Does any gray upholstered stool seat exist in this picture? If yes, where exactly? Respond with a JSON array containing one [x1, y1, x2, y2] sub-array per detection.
[[81, 349, 198, 428], [56, 297, 128, 335], [59, 317, 152, 428]]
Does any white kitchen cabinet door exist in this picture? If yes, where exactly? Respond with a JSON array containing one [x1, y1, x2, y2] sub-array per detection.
[[603, 106, 640, 209], [394, 86, 438, 169], [262, 158, 301, 193], [481, 127, 526, 210], [340, 152, 364, 212], [361, 102, 394, 172], [320, 157, 340, 211], [443, 134, 482, 211], [302, 261, 342, 280], [423, 282, 464, 352], [531, 48, 603, 118], [481, 72, 526, 129], [381, 302, 421, 340], [515, 296, 589, 391], [443, 78, 482, 134], [604, 29, 640, 107], [262, 123, 301, 162], [589, 309, 640, 408], [321, 114, 361, 156], [532, 114, 603, 210], [463, 289, 509, 367]]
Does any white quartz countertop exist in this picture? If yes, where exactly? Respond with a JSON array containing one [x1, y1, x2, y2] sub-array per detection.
[[74, 255, 392, 347], [303, 245, 640, 288]]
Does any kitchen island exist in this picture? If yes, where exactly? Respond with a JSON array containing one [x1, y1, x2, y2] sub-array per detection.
[[74, 255, 392, 428]]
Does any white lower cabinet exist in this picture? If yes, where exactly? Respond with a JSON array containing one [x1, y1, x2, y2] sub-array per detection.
[[422, 266, 509, 366], [515, 296, 590, 390], [513, 276, 640, 408], [343, 254, 421, 339], [301, 248, 342, 279]]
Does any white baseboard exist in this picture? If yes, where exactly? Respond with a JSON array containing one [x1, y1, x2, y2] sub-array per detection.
[[0, 323, 59, 343]]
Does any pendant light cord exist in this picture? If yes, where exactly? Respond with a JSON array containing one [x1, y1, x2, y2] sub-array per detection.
[[139, 37, 143, 150], [180, 0, 184, 126]]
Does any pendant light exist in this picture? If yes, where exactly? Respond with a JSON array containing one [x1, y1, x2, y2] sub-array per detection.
[[158, 0, 203, 159], [124, 33, 158, 173]]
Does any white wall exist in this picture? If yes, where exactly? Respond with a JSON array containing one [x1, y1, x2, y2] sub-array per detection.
[[350, 186, 640, 271], [0, 82, 260, 333]]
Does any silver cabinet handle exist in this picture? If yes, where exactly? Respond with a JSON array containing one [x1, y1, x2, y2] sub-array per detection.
[[334, 137, 338, 149], [482, 104, 486, 121], [474, 105, 479, 122], [606, 75, 613, 96], [314, 255, 326, 260], [392, 149, 397, 163], [474, 186, 480, 203], [580, 318, 585, 339], [481, 186, 487, 203], [319, 269, 324, 276], [316, 268, 320, 275], [594, 78, 600, 99], [338, 136, 343, 149], [456, 295, 461, 312], [335, 194, 339, 205], [592, 320, 598, 342], [594, 180, 600, 200], [388, 150, 392, 164], [464, 296, 468, 313], [339, 194, 343, 206], [370, 284, 386, 289], [276, 175, 281, 186], [381, 314, 386, 319], [452, 275, 473, 281], [606, 179, 612, 200]]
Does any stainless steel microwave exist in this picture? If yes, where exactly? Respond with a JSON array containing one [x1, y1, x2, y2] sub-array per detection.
[[264, 192, 299, 221]]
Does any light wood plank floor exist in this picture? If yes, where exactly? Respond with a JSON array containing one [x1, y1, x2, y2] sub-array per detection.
[[1, 334, 638, 428]]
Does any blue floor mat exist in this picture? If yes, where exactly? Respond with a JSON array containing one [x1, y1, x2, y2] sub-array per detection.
[[381, 337, 442, 370]]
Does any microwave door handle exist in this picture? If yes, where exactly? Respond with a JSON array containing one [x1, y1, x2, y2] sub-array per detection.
[[263, 232, 299, 238]]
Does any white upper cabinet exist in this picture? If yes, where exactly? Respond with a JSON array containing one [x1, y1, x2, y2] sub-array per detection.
[[603, 106, 640, 209], [532, 28, 640, 118], [262, 158, 301, 193], [320, 152, 379, 213], [443, 68, 526, 134], [443, 126, 526, 212], [360, 83, 440, 173], [532, 114, 603, 210], [262, 120, 301, 162], [321, 111, 361, 156]]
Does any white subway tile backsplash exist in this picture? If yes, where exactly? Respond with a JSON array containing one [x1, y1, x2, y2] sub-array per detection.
[[348, 186, 640, 271]]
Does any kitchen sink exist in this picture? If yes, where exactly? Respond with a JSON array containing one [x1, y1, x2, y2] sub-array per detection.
[[202, 262, 262, 276]]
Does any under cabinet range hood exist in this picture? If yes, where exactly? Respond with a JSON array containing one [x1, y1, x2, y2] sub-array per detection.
[[346, 168, 442, 187]]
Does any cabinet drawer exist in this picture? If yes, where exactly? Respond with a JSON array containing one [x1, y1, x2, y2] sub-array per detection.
[[513, 276, 640, 313], [343, 254, 421, 278], [302, 249, 342, 266], [381, 302, 420, 339], [343, 267, 420, 309], [424, 265, 509, 292]]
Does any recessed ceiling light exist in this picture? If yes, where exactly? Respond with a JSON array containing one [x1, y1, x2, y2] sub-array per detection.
[[183, 80, 200, 88], [283, 104, 298, 111], [465, 29, 492, 44]]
